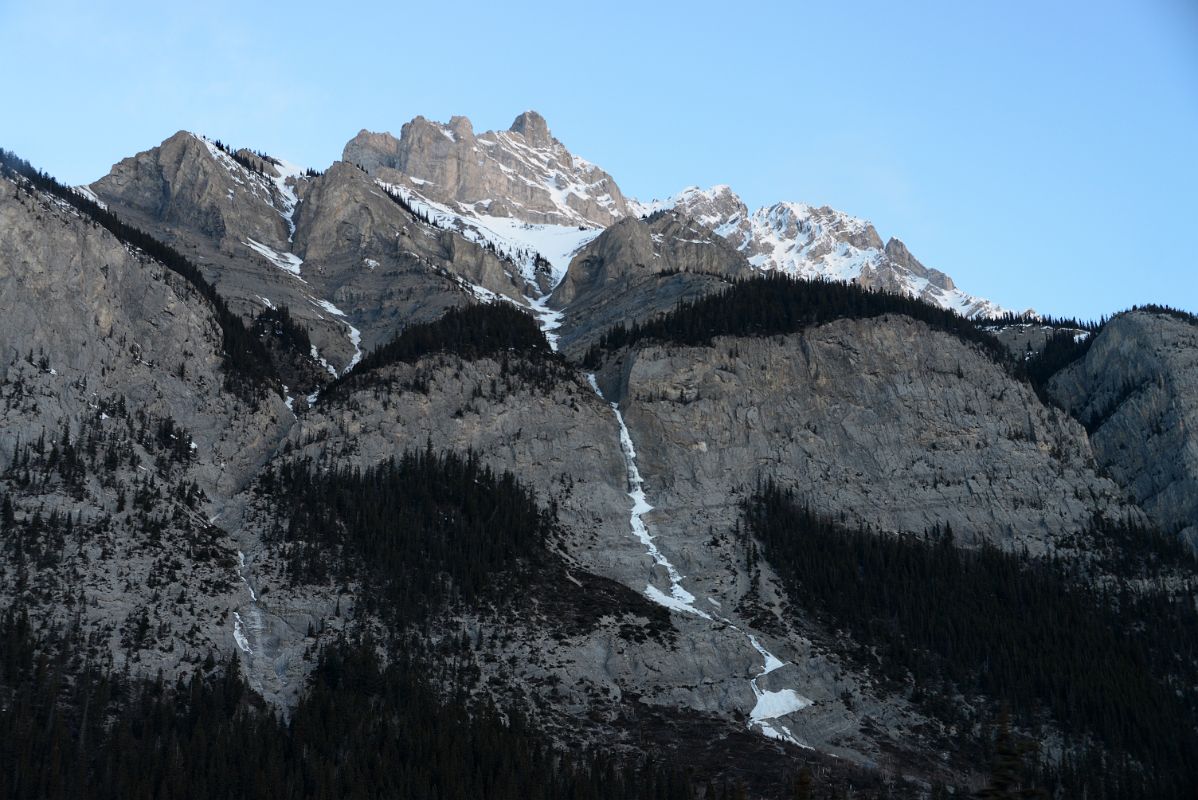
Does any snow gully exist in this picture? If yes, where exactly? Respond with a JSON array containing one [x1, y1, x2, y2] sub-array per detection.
[[531, 293, 812, 747]]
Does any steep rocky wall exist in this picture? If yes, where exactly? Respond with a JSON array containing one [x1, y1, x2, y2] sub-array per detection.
[[550, 212, 749, 357], [594, 316, 1137, 559], [0, 174, 295, 683], [249, 353, 941, 766], [1050, 310, 1198, 546]]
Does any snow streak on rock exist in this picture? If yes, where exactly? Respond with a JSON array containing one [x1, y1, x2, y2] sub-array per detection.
[[528, 295, 812, 748], [244, 238, 304, 276], [588, 374, 711, 620], [267, 157, 303, 241], [311, 299, 362, 375], [232, 550, 266, 693]]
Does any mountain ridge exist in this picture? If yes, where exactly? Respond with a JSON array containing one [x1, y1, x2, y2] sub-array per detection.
[[337, 110, 1018, 317], [3, 114, 1196, 798]]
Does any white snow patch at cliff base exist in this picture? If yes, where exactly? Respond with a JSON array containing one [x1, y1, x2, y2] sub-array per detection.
[[751, 688, 813, 722]]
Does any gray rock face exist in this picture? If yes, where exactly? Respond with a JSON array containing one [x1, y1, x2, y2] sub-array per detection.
[[346, 111, 631, 227], [89, 132, 537, 385], [0, 170, 295, 683], [549, 211, 751, 357], [255, 353, 941, 766], [287, 161, 528, 353], [1050, 310, 1198, 545], [593, 317, 1137, 552], [93, 130, 297, 254]]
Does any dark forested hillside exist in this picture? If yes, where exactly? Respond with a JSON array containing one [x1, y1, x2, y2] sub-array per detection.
[[0, 608, 712, 800], [323, 302, 565, 400], [259, 447, 554, 621], [356, 302, 550, 372], [1019, 328, 1096, 404], [255, 446, 673, 639], [744, 484, 1198, 800]]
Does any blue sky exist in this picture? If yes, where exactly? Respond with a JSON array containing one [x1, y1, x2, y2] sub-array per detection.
[[2, 0, 1194, 319]]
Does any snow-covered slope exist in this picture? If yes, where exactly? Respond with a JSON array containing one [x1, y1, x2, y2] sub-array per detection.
[[376, 180, 602, 290], [645, 185, 1015, 318]]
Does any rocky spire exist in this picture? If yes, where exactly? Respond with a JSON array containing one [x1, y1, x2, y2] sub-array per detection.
[[509, 110, 553, 147]]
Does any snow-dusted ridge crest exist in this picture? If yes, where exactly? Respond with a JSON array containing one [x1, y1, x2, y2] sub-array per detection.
[[346, 112, 1015, 316], [639, 184, 1020, 319]]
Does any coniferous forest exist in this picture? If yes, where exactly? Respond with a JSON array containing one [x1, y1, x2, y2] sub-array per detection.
[[0, 608, 709, 800], [583, 274, 1012, 368], [348, 302, 552, 376], [260, 447, 553, 621], [744, 484, 1198, 800]]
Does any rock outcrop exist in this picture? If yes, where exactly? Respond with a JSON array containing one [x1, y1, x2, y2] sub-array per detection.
[[1050, 310, 1198, 545], [346, 111, 631, 227], [593, 316, 1137, 553], [549, 210, 750, 356]]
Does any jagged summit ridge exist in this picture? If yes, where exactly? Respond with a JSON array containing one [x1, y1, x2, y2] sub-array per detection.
[[649, 184, 1015, 318], [343, 110, 630, 228], [346, 111, 1012, 315], [95, 112, 1013, 316]]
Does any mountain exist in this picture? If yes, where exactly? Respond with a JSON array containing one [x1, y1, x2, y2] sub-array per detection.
[[1, 114, 1196, 799], [345, 111, 1013, 317], [345, 110, 631, 227], [647, 185, 1014, 318]]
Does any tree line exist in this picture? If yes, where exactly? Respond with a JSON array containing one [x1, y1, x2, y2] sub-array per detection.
[[258, 445, 554, 623], [581, 274, 1012, 368], [322, 302, 559, 400]]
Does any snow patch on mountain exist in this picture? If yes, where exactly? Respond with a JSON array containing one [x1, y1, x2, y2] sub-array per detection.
[[651, 185, 1014, 318], [377, 180, 600, 290], [244, 238, 303, 275], [267, 156, 303, 240], [72, 184, 107, 210], [310, 299, 362, 375]]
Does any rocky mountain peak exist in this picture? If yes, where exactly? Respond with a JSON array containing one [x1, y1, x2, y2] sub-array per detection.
[[90, 130, 300, 255], [343, 129, 402, 172], [508, 110, 553, 146], [653, 185, 1009, 317], [343, 112, 631, 232]]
